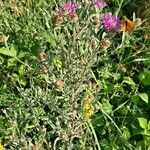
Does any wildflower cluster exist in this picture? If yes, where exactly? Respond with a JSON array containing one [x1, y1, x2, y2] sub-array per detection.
[[54, 1, 123, 31], [0, 0, 145, 149]]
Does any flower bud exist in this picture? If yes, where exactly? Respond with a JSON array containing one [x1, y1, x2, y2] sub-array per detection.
[[39, 126, 46, 134], [118, 64, 126, 73], [60, 131, 69, 141], [38, 50, 46, 62], [100, 38, 111, 49], [20, 139, 27, 146], [95, 18, 100, 26], [69, 13, 78, 20], [91, 38, 97, 49], [54, 79, 64, 90], [54, 14, 63, 24], [41, 64, 49, 73], [0, 35, 9, 42], [32, 145, 39, 150]]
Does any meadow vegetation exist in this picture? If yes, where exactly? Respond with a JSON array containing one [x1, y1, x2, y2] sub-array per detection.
[[0, 0, 150, 149]]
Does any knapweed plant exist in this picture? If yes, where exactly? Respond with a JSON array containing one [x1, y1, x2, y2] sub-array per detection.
[[0, 0, 149, 150]]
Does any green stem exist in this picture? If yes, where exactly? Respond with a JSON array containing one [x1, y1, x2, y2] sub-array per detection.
[[88, 121, 101, 150], [116, 0, 124, 16]]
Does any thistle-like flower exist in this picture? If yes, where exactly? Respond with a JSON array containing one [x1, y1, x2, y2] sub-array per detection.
[[55, 1, 77, 20], [102, 13, 121, 31], [93, 0, 106, 8]]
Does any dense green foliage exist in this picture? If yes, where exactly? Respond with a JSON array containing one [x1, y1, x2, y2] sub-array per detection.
[[0, 0, 150, 149]]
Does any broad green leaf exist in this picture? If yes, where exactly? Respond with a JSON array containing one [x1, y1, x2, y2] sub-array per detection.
[[138, 117, 148, 129], [102, 100, 112, 114], [139, 70, 150, 86], [138, 93, 148, 103], [123, 77, 135, 85], [0, 45, 16, 57]]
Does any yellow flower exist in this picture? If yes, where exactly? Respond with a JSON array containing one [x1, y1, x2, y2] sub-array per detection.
[[0, 144, 4, 150], [83, 102, 91, 110], [88, 109, 94, 116], [83, 90, 95, 120], [83, 102, 94, 120], [83, 108, 94, 120]]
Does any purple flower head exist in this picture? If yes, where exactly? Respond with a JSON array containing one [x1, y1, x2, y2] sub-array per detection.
[[102, 13, 121, 31], [62, 2, 77, 13], [56, 1, 77, 16], [93, 0, 106, 8]]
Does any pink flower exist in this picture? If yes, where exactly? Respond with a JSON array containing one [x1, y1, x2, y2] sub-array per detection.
[[62, 2, 77, 14], [102, 13, 121, 31], [93, 0, 106, 8], [56, 1, 77, 17]]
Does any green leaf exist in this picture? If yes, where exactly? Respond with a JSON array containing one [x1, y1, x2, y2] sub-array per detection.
[[122, 127, 130, 140], [18, 52, 30, 58], [138, 93, 148, 103], [92, 116, 105, 127], [99, 139, 110, 149], [138, 117, 148, 129], [148, 121, 150, 130], [131, 95, 140, 103], [133, 58, 150, 62], [140, 130, 150, 136], [42, 32, 56, 47], [18, 76, 26, 86], [18, 65, 25, 76], [139, 70, 150, 86], [123, 77, 135, 85], [7, 58, 17, 67], [102, 100, 112, 114], [0, 45, 16, 57], [53, 57, 62, 69]]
